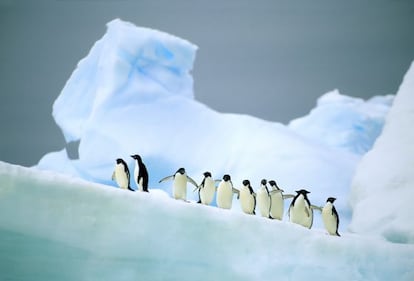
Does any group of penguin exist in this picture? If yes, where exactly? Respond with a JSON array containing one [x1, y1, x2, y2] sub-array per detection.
[[112, 155, 340, 237]]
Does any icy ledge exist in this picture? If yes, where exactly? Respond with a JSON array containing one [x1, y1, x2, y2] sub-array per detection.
[[0, 161, 413, 280]]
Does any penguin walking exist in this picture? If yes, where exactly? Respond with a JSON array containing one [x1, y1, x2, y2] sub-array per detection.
[[239, 179, 256, 215], [111, 158, 134, 191], [268, 180, 284, 220], [131, 154, 149, 192], [288, 189, 313, 228], [216, 174, 239, 209], [194, 171, 216, 205], [322, 197, 340, 236], [159, 168, 198, 201], [257, 179, 271, 218]]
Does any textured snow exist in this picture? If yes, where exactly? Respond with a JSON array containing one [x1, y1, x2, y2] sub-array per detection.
[[349, 61, 414, 244], [1, 161, 413, 280]]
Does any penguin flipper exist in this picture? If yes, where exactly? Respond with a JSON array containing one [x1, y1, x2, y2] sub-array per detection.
[[193, 185, 201, 192], [311, 205, 323, 212], [159, 175, 174, 183], [186, 176, 199, 188], [111, 171, 116, 181], [232, 187, 240, 199], [128, 186, 135, 192], [283, 194, 295, 199]]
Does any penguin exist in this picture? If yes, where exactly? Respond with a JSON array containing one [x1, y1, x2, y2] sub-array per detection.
[[268, 180, 284, 220], [239, 179, 256, 215], [194, 171, 216, 205], [288, 189, 313, 228], [111, 158, 134, 191], [159, 168, 198, 201], [216, 174, 239, 209], [130, 154, 149, 192], [322, 197, 341, 236], [256, 179, 272, 218]]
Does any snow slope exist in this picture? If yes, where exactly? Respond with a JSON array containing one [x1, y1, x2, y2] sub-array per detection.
[[37, 19, 393, 232], [350, 61, 414, 244], [1, 161, 413, 281]]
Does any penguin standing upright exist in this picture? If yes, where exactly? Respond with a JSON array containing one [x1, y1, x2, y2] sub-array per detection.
[[289, 189, 313, 228], [159, 168, 198, 201], [268, 180, 284, 220], [322, 197, 341, 236], [131, 154, 149, 192], [257, 179, 271, 218], [216, 174, 239, 209], [239, 179, 256, 215], [111, 158, 134, 191], [194, 171, 216, 205]]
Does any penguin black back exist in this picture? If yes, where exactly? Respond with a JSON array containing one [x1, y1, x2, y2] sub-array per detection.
[[131, 154, 149, 192], [327, 197, 340, 236]]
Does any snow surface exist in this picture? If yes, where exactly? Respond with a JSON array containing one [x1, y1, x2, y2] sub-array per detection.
[[1, 161, 414, 280], [350, 61, 414, 244], [37, 19, 394, 234]]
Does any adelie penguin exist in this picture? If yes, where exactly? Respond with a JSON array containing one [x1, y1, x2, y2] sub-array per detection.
[[216, 174, 239, 209], [257, 179, 272, 218], [239, 179, 256, 215], [159, 168, 198, 201], [268, 180, 284, 220], [322, 197, 341, 236], [112, 158, 134, 191], [194, 171, 216, 205], [131, 154, 149, 192], [288, 189, 313, 228]]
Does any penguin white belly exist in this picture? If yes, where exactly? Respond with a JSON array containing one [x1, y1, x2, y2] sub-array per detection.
[[270, 192, 284, 220], [239, 187, 255, 214], [322, 204, 337, 235], [200, 178, 216, 205], [257, 189, 271, 218], [134, 163, 142, 191], [115, 164, 128, 189], [290, 197, 313, 228], [173, 174, 187, 200], [217, 182, 233, 209]]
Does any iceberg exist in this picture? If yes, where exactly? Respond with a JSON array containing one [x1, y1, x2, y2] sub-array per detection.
[[2, 17, 413, 280], [1, 161, 413, 280], [289, 89, 394, 155], [349, 61, 414, 243], [36, 19, 394, 233]]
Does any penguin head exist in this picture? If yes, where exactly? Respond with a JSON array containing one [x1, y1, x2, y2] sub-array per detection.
[[269, 180, 283, 192], [203, 171, 212, 178], [130, 154, 142, 162], [295, 189, 310, 196], [176, 168, 186, 175], [260, 179, 267, 186], [223, 174, 231, 182], [327, 197, 336, 203], [242, 179, 250, 186], [116, 158, 124, 165]]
